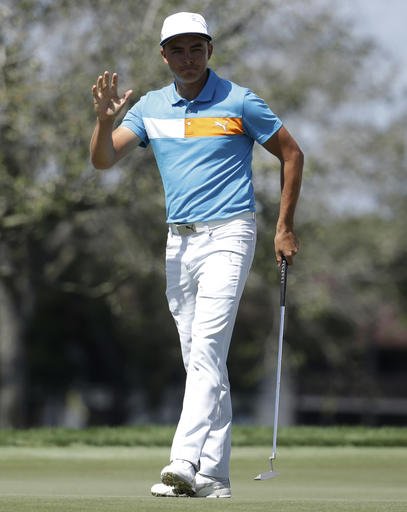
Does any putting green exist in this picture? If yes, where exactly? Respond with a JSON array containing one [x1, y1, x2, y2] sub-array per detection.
[[0, 446, 406, 511]]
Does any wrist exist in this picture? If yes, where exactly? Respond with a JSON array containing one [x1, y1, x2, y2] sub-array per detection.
[[96, 116, 115, 126], [276, 222, 294, 234]]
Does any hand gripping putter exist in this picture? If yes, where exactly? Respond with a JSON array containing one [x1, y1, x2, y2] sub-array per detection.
[[255, 257, 288, 480]]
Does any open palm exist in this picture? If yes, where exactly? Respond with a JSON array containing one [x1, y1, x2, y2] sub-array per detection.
[[92, 71, 132, 121]]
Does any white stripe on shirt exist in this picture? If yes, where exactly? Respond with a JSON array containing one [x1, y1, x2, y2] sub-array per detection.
[[144, 118, 184, 139]]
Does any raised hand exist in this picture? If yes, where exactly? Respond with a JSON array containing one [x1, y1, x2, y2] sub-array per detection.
[[92, 71, 133, 122]]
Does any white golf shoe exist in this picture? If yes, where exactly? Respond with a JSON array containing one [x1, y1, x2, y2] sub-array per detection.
[[150, 482, 189, 497], [160, 459, 196, 496], [151, 473, 232, 498], [194, 473, 232, 498]]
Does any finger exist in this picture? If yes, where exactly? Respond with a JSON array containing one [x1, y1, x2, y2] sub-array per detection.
[[276, 248, 296, 267], [91, 84, 100, 101], [284, 253, 294, 266], [116, 90, 133, 113], [284, 247, 298, 265], [102, 70, 110, 89], [111, 73, 119, 97], [92, 83, 99, 99], [123, 89, 133, 102], [96, 74, 103, 93]]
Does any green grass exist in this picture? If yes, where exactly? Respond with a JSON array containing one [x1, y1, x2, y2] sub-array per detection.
[[1, 427, 406, 511], [0, 445, 406, 511], [0, 425, 406, 447]]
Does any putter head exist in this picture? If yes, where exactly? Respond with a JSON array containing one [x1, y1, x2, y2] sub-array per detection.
[[254, 469, 279, 480], [254, 456, 279, 480]]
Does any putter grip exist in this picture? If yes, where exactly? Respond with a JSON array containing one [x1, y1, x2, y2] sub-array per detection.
[[280, 257, 288, 307]]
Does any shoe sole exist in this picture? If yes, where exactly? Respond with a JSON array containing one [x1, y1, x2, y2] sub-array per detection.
[[196, 488, 232, 498], [151, 490, 188, 498], [161, 472, 195, 496]]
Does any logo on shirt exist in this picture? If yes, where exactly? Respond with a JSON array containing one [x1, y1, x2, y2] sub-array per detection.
[[214, 120, 229, 132]]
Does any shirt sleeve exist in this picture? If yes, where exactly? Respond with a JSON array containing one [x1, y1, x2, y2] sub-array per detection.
[[242, 90, 283, 144], [121, 96, 150, 148]]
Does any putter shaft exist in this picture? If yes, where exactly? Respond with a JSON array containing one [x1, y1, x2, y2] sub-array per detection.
[[254, 258, 287, 480]]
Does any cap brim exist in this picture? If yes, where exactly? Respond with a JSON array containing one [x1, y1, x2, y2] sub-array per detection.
[[160, 33, 212, 47]]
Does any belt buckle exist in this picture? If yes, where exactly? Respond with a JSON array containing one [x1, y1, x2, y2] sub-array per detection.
[[175, 223, 196, 236]]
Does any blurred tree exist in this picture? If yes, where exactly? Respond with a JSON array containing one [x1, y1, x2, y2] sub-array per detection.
[[0, 0, 405, 426], [0, 0, 180, 425], [284, 111, 407, 413]]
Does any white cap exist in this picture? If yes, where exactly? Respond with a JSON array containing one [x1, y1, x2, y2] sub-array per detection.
[[160, 12, 211, 46]]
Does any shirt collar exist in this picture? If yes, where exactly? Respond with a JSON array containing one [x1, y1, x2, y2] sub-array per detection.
[[169, 69, 218, 106]]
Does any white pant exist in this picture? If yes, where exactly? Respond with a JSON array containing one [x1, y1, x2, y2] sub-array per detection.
[[165, 214, 256, 479]]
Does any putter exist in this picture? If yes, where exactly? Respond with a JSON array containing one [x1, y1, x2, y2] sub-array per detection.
[[254, 256, 288, 480]]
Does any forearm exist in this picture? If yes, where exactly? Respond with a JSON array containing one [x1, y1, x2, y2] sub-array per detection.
[[90, 118, 117, 169], [262, 126, 303, 264], [276, 149, 303, 233]]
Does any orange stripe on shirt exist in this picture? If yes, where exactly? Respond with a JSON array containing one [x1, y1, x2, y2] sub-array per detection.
[[185, 117, 244, 137]]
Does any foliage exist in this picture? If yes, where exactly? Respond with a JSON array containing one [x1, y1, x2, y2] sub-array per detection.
[[0, 425, 406, 447], [0, 0, 405, 426]]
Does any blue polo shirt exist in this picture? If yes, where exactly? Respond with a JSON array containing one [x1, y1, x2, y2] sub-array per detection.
[[121, 69, 282, 223]]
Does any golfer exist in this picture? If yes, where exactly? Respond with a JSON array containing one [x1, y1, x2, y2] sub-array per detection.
[[90, 12, 303, 498]]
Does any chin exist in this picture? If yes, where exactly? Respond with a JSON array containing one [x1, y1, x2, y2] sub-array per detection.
[[180, 72, 199, 80], [179, 71, 205, 83]]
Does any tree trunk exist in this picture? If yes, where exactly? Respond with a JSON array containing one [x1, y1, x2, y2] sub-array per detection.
[[0, 278, 25, 427]]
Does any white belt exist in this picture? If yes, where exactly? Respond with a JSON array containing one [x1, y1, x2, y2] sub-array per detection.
[[169, 211, 255, 236]]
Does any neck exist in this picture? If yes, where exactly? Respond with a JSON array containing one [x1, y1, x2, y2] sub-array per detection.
[[175, 69, 209, 101]]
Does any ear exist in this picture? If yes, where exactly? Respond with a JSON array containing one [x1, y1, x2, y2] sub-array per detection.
[[207, 43, 213, 60], [160, 47, 168, 64]]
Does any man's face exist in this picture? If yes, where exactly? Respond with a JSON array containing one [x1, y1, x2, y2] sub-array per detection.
[[161, 35, 213, 86]]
